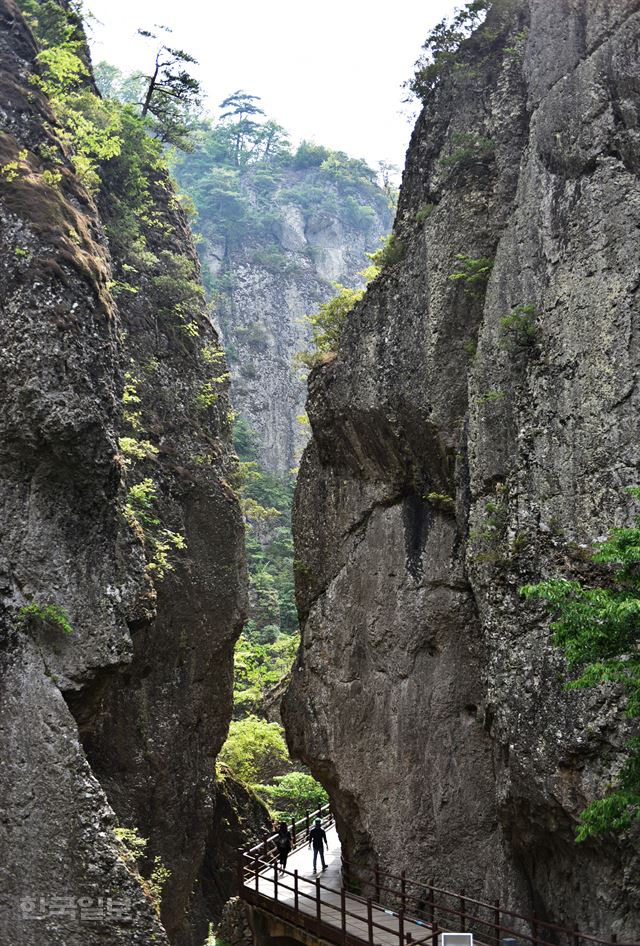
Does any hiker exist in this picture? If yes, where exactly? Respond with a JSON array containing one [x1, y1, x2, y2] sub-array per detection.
[[275, 822, 292, 873], [308, 817, 328, 872]]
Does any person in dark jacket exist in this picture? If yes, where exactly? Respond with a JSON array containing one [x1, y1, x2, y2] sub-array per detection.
[[275, 822, 292, 873], [308, 817, 328, 872]]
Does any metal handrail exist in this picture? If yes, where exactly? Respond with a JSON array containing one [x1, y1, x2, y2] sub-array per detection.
[[240, 816, 638, 946], [242, 859, 440, 946], [247, 803, 333, 856], [339, 857, 635, 946]]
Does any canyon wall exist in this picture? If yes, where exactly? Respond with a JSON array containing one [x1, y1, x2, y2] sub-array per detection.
[[174, 154, 393, 475], [0, 3, 246, 944], [284, 0, 640, 937]]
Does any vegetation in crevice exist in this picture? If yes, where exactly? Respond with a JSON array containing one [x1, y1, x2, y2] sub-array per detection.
[[521, 487, 640, 840], [114, 826, 172, 916], [499, 304, 538, 352], [448, 253, 494, 296], [17, 602, 74, 635]]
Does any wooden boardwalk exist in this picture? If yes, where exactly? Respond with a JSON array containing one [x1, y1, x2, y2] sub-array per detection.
[[245, 825, 434, 946], [240, 807, 635, 946]]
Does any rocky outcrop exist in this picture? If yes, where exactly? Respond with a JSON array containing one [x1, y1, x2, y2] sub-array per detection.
[[0, 3, 246, 945], [284, 0, 640, 938], [191, 770, 271, 927]]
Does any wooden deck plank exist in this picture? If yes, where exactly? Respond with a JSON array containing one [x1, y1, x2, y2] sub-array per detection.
[[246, 825, 434, 946]]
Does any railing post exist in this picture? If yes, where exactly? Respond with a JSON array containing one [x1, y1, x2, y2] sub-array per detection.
[[341, 886, 347, 946], [428, 881, 435, 926], [401, 870, 406, 913], [316, 877, 322, 928], [367, 897, 374, 946], [531, 910, 538, 946], [460, 889, 466, 933], [573, 925, 580, 946], [611, 936, 618, 945], [494, 900, 501, 946], [433, 921, 439, 946], [398, 909, 405, 946], [263, 833, 269, 859], [273, 863, 278, 901], [294, 869, 299, 914], [375, 864, 381, 901], [306, 810, 310, 834], [254, 852, 259, 891]]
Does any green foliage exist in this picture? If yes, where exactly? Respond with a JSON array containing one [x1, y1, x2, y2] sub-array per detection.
[[124, 478, 186, 579], [171, 98, 389, 253], [233, 633, 298, 718], [18, 602, 73, 635], [410, 0, 493, 102], [114, 826, 148, 864], [448, 253, 494, 296], [500, 304, 538, 351], [369, 232, 405, 269], [416, 203, 435, 223], [469, 482, 509, 564], [0, 150, 28, 182], [218, 716, 289, 784], [504, 28, 529, 57], [137, 26, 202, 150], [233, 419, 298, 637], [15, 0, 86, 55], [114, 827, 171, 915], [477, 389, 504, 404], [293, 141, 331, 169], [440, 132, 495, 169], [256, 771, 329, 821], [18, 4, 125, 195], [298, 284, 365, 369], [426, 492, 455, 513], [521, 487, 640, 839]]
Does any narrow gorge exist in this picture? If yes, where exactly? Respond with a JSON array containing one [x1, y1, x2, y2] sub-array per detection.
[[284, 0, 640, 936], [1, 1, 639, 945]]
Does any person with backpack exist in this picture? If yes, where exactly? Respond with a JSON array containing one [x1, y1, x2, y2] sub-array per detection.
[[275, 822, 292, 873], [308, 817, 328, 872]]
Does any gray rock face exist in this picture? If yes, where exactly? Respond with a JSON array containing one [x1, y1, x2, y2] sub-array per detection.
[[212, 178, 392, 474], [0, 3, 246, 944], [283, 0, 640, 937]]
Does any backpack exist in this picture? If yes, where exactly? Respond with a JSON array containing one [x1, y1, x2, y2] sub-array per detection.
[[276, 834, 290, 851]]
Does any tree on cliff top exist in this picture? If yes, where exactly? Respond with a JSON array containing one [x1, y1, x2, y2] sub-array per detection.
[[522, 487, 640, 841], [137, 26, 202, 149], [409, 0, 492, 102]]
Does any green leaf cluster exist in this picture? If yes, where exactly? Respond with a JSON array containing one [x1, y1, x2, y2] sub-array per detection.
[[499, 304, 538, 351], [448, 253, 494, 297], [124, 478, 186, 579], [255, 771, 329, 822], [439, 132, 495, 170], [410, 0, 493, 102], [233, 419, 298, 635], [218, 716, 290, 785], [18, 602, 74, 635], [521, 487, 640, 839]]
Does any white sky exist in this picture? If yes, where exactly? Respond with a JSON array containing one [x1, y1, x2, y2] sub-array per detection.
[[85, 0, 458, 173]]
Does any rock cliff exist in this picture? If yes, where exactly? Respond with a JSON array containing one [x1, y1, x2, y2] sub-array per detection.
[[284, 0, 640, 937], [174, 149, 393, 475], [0, 3, 245, 944]]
